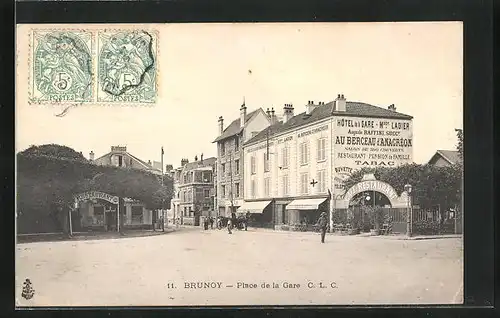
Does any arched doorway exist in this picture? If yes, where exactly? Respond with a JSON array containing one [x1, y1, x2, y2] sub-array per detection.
[[335, 174, 410, 233], [348, 191, 392, 232]]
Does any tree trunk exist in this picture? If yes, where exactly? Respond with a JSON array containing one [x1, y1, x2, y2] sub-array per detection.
[[119, 197, 125, 234]]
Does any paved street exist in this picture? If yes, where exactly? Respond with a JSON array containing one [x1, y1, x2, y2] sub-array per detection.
[[16, 227, 463, 306]]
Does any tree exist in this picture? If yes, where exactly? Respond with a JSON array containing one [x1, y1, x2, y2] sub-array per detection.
[[17, 144, 174, 234], [21, 144, 87, 162], [455, 128, 463, 162], [341, 163, 462, 215]]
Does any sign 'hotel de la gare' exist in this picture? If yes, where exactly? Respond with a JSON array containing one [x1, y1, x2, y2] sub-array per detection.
[[239, 94, 413, 228]]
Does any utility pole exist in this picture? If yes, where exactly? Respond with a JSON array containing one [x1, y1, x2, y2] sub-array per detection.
[[329, 116, 335, 233], [229, 151, 235, 220], [161, 146, 165, 232], [266, 129, 270, 161]]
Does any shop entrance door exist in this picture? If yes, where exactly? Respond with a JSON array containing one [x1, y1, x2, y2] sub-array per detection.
[[105, 206, 117, 231]]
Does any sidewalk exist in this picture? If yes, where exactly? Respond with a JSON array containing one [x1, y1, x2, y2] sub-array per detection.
[[234, 227, 462, 240], [355, 233, 462, 240], [17, 227, 177, 244]]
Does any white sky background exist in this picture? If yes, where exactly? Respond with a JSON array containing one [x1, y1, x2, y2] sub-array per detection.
[[16, 22, 463, 167]]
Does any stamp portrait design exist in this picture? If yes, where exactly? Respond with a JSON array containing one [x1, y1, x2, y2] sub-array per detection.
[[30, 30, 93, 104], [97, 30, 157, 103]]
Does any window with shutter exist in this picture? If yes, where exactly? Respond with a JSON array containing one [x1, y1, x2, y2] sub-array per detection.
[[317, 138, 326, 161], [282, 175, 289, 196], [317, 170, 326, 193], [301, 173, 309, 194]]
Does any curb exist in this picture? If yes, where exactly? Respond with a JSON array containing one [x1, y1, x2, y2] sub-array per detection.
[[17, 228, 177, 244], [224, 229, 462, 240], [355, 234, 462, 240]]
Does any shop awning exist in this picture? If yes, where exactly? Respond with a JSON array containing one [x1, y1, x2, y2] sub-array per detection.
[[236, 200, 272, 214], [285, 198, 327, 210]]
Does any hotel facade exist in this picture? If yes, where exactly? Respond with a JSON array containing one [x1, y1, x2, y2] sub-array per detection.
[[240, 95, 414, 230]]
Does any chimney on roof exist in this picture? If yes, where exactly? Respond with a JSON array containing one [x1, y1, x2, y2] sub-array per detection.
[[194, 155, 198, 161], [111, 145, 127, 152], [334, 93, 346, 112], [270, 107, 277, 125], [388, 104, 397, 112], [240, 99, 247, 128], [218, 116, 224, 136], [283, 103, 295, 124], [89, 151, 94, 161], [200, 153, 204, 163], [306, 100, 317, 115], [181, 158, 188, 167]]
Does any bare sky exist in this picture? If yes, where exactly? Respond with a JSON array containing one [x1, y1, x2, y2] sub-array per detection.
[[16, 22, 462, 167]]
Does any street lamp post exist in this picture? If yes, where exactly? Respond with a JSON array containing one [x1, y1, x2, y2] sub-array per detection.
[[404, 184, 413, 237]]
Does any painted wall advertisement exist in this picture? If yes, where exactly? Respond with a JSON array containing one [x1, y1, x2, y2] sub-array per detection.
[[333, 116, 413, 194]]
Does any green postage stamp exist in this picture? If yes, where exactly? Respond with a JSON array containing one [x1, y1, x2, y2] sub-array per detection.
[[28, 29, 158, 105], [97, 30, 158, 103], [30, 30, 94, 104]]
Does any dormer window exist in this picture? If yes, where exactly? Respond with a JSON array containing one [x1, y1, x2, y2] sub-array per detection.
[[114, 155, 123, 167]]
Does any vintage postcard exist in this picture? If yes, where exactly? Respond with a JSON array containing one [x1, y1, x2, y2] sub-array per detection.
[[16, 22, 463, 307]]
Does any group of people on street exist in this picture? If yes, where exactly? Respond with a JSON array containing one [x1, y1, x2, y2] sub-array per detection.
[[199, 211, 329, 243], [226, 213, 249, 234], [201, 213, 250, 234]]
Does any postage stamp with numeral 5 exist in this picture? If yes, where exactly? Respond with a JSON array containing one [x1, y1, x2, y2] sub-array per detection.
[[29, 30, 94, 104], [97, 30, 158, 104]]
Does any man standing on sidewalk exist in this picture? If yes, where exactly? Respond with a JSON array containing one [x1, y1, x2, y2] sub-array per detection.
[[227, 218, 233, 234], [317, 212, 328, 243]]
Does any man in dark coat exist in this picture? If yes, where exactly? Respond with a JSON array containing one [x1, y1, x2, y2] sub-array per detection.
[[227, 218, 233, 234], [317, 212, 328, 243], [244, 212, 250, 231]]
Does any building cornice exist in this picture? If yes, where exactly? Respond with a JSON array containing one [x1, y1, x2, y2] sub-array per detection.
[[244, 194, 330, 202], [243, 112, 414, 149], [244, 116, 332, 148]]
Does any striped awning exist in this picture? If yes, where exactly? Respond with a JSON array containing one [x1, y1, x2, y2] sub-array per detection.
[[285, 198, 327, 210], [236, 200, 272, 214]]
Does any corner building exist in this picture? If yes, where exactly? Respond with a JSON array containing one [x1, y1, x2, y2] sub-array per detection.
[[212, 103, 271, 218], [241, 95, 414, 230], [170, 156, 216, 226]]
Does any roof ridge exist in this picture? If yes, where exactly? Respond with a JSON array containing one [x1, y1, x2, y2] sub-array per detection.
[[213, 107, 265, 143], [126, 152, 156, 170], [245, 100, 412, 145], [346, 100, 412, 117]]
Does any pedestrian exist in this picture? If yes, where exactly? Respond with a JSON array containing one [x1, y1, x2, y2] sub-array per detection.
[[316, 212, 328, 243], [244, 212, 250, 231], [227, 218, 233, 234], [209, 217, 214, 229]]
